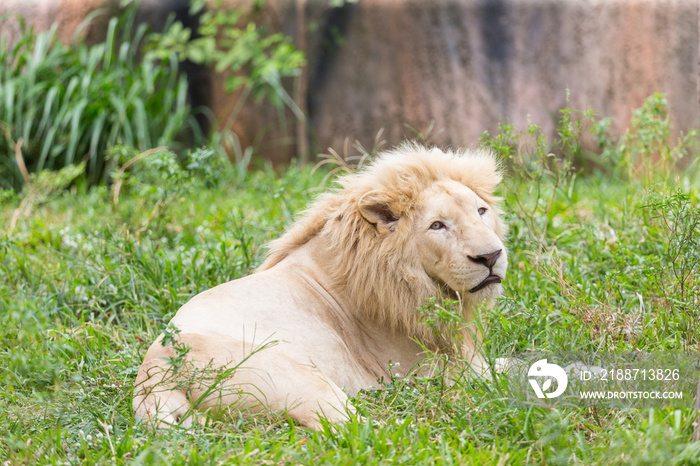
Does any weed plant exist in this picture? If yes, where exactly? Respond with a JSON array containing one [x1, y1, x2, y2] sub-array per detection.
[[1, 95, 700, 463]]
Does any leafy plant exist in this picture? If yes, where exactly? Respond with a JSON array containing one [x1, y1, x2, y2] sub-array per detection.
[[146, 0, 306, 141], [479, 105, 584, 253], [416, 295, 467, 356], [0, 7, 194, 190], [590, 94, 698, 183], [639, 189, 700, 342], [617, 93, 696, 182], [159, 323, 190, 375], [108, 145, 232, 237]]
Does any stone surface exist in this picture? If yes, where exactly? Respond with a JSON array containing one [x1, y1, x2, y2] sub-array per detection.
[[3, 0, 698, 163], [306, 0, 698, 160]]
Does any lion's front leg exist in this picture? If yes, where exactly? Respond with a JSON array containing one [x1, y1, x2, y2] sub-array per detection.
[[200, 352, 353, 429], [458, 325, 491, 376], [267, 361, 353, 429]]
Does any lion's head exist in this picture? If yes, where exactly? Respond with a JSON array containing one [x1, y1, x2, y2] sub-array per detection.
[[260, 144, 507, 346]]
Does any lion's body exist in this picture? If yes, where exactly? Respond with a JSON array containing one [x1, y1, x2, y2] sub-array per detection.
[[133, 145, 508, 429]]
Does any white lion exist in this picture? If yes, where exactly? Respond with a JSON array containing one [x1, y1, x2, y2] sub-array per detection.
[[133, 144, 507, 429]]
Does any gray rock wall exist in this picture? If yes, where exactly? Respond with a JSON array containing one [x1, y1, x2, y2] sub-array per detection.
[[305, 0, 698, 160]]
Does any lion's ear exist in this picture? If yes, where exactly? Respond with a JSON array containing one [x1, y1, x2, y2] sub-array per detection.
[[358, 190, 399, 234]]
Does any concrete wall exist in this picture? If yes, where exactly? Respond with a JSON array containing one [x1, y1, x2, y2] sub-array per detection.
[[2, 0, 698, 163]]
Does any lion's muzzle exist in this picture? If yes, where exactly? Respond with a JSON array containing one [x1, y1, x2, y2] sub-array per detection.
[[468, 249, 504, 293]]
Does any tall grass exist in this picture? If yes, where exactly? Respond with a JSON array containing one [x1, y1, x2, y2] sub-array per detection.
[[0, 8, 193, 190]]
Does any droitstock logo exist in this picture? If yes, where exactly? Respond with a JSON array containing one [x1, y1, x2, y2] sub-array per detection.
[[528, 359, 568, 399]]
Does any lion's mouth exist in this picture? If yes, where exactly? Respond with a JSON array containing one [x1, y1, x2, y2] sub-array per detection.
[[469, 275, 502, 293]]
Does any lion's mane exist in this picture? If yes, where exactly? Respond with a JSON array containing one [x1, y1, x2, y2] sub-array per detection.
[[259, 144, 505, 345]]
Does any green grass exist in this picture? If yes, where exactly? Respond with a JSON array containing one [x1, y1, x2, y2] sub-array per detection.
[[3, 1, 697, 462], [1, 143, 699, 464], [1, 93, 700, 463]]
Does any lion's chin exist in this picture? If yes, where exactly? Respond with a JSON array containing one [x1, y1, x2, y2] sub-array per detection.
[[434, 279, 463, 303]]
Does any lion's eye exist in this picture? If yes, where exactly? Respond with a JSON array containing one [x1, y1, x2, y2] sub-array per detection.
[[478, 207, 488, 216], [429, 221, 446, 230]]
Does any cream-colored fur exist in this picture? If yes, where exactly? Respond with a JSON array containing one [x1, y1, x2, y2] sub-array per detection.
[[133, 144, 508, 429]]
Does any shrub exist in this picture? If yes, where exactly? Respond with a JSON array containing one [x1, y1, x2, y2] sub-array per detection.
[[0, 8, 194, 191], [617, 94, 696, 182], [146, 0, 306, 158]]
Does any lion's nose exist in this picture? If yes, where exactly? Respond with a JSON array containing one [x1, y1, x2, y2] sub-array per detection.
[[468, 249, 502, 269]]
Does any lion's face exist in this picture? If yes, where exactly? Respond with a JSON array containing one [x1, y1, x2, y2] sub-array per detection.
[[412, 180, 507, 303]]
